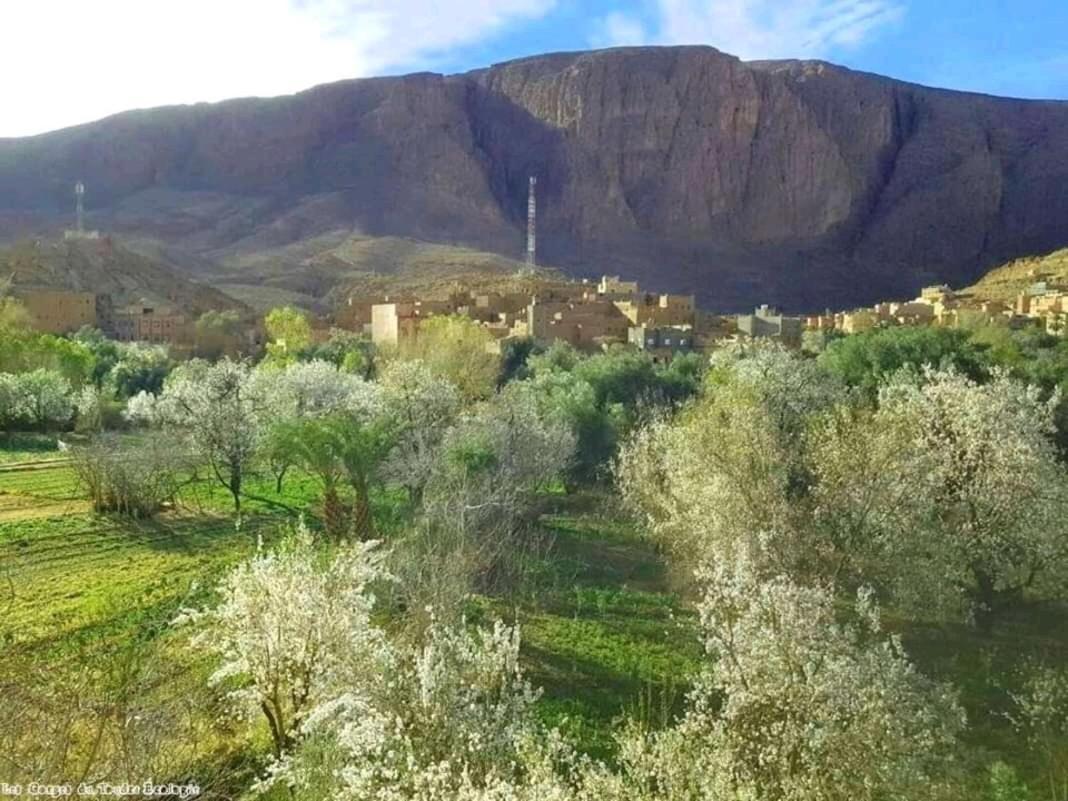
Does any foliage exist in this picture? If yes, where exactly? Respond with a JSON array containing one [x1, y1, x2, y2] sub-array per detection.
[[0, 369, 74, 429], [108, 342, 172, 398], [616, 344, 842, 570], [0, 292, 31, 336], [524, 346, 703, 485], [392, 389, 575, 622], [0, 331, 95, 386], [72, 433, 189, 517], [301, 329, 376, 379], [988, 762, 1032, 801], [673, 545, 965, 800], [265, 306, 313, 367], [195, 309, 245, 360], [424, 390, 573, 541], [397, 315, 499, 401], [816, 368, 1068, 624], [513, 368, 619, 485], [73, 326, 122, 387], [261, 361, 396, 537], [284, 619, 546, 801], [127, 359, 267, 515], [498, 336, 541, 386], [821, 325, 988, 401], [378, 360, 462, 501], [179, 523, 390, 759], [1007, 665, 1068, 800]]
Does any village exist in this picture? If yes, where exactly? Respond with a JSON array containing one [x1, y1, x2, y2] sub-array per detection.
[[11, 260, 1068, 359]]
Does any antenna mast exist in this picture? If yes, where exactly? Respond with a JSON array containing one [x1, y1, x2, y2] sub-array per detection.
[[74, 182, 85, 234], [525, 176, 537, 270]]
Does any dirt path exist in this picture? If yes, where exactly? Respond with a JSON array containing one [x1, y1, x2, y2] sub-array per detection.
[[0, 499, 91, 523], [0, 459, 72, 473]]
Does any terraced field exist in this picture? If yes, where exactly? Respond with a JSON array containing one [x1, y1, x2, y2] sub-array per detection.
[[0, 450, 697, 788], [0, 456, 294, 789], [0, 461, 86, 522]]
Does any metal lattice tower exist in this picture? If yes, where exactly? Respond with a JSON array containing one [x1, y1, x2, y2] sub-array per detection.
[[525, 176, 537, 270], [74, 182, 85, 234]]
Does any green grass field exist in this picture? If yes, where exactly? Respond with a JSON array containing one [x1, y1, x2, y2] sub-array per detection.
[[0, 433, 63, 464], [0, 446, 696, 787], [1, 437, 1066, 796]]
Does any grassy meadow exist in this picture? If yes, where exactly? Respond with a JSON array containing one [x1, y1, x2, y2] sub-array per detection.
[[3, 430, 1066, 798], [0, 439, 703, 791]]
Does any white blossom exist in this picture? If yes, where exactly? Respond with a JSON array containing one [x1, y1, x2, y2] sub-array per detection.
[[378, 360, 462, 499], [179, 521, 391, 759], [816, 367, 1068, 621], [128, 358, 268, 514], [672, 544, 965, 801]]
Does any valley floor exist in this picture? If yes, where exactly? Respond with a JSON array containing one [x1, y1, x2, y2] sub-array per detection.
[[0, 439, 1065, 796]]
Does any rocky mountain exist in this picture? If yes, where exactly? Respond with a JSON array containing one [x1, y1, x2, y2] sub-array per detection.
[[1, 46, 1066, 312]]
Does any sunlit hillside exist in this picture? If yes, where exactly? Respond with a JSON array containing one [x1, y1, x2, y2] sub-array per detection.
[[965, 248, 1068, 302]]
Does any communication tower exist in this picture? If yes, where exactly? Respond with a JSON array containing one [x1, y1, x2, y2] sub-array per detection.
[[64, 182, 100, 240], [525, 176, 537, 270], [75, 182, 85, 234]]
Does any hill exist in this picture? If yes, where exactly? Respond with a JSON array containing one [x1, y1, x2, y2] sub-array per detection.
[[1, 46, 1066, 311], [0, 236, 250, 318], [199, 233, 569, 311], [965, 248, 1068, 303]]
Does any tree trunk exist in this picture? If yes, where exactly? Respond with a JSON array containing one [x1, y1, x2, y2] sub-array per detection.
[[351, 473, 375, 540], [230, 468, 242, 516], [972, 566, 997, 634], [322, 485, 347, 539]]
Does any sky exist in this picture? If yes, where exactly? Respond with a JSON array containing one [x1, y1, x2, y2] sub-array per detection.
[[3, 0, 1066, 137]]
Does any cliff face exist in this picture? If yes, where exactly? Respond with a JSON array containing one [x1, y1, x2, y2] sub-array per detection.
[[1, 46, 1066, 311]]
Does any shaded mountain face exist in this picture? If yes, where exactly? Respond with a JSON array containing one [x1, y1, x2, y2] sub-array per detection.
[[1, 46, 1066, 312]]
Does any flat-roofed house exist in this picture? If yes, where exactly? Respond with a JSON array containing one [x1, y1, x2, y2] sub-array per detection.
[[16, 289, 100, 334], [736, 305, 803, 348]]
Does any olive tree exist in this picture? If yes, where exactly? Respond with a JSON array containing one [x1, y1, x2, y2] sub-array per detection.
[[127, 359, 266, 515], [378, 360, 462, 502], [813, 368, 1068, 626], [616, 344, 842, 573]]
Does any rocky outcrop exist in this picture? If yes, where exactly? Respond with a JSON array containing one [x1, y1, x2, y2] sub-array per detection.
[[1, 46, 1066, 311]]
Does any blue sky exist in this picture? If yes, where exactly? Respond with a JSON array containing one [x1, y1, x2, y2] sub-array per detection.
[[3, 0, 1066, 137], [431, 0, 1068, 99]]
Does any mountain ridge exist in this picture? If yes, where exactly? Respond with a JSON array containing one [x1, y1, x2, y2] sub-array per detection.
[[1, 45, 1066, 312]]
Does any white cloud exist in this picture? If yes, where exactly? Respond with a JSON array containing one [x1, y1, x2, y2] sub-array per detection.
[[591, 11, 650, 48], [1, 0, 555, 137], [594, 0, 904, 60]]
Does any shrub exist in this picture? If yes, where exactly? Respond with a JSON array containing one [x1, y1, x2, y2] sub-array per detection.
[[72, 434, 188, 518]]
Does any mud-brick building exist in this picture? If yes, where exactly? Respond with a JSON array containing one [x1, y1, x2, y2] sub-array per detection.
[[14, 289, 106, 334], [113, 302, 191, 345]]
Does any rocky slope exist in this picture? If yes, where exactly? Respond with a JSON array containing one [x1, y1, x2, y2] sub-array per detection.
[[1, 46, 1066, 311], [1, 237, 250, 318], [965, 248, 1068, 303]]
